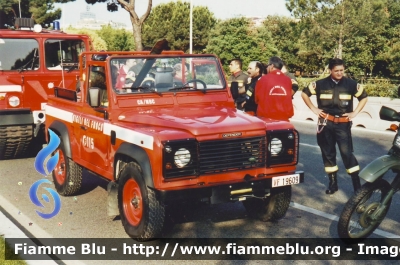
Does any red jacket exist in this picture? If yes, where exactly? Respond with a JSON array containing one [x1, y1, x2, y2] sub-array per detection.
[[255, 70, 294, 120]]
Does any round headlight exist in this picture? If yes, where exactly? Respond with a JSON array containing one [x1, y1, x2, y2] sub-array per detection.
[[8, 96, 20, 107], [174, 148, 191, 168], [269, 138, 283, 155]]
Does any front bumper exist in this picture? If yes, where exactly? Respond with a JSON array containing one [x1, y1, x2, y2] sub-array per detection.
[[0, 109, 33, 126], [155, 171, 305, 204]]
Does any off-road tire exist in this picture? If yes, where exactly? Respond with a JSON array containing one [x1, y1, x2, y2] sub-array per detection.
[[118, 162, 165, 241], [0, 125, 32, 160], [52, 140, 83, 196], [243, 186, 291, 222], [337, 179, 392, 240]]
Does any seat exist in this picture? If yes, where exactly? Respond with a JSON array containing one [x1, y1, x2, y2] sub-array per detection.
[[89, 66, 108, 107], [154, 67, 173, 91]]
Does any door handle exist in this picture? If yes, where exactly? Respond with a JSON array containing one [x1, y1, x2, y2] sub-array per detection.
[[80, 125, 87, 130]]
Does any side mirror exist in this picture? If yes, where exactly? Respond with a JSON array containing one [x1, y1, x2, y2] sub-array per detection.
[[88, 87, 101, 108], [379, 106, 400, 122]]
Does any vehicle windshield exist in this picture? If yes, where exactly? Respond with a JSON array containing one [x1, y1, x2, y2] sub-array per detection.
[[109, 56, 225, 94]]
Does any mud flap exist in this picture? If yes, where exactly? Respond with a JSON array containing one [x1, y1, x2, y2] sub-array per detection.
[[34, 121, 42, 137], [107, 181, 119, 217]]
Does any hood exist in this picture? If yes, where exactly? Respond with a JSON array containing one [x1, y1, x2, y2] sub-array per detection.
[[117, 106, 267, 136]]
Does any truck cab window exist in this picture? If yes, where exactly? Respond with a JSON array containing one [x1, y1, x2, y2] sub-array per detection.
[[0, 38, 39, 71], [45, 39, 85, 70]]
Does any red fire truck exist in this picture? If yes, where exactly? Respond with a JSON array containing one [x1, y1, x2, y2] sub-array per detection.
[[0, 18, 91, 159]]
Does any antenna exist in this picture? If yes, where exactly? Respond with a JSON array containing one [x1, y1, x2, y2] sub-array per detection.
[[60, 41, 65, 87]]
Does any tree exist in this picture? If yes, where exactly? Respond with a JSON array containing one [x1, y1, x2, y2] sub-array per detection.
[[379, 0, 400, 76], [85, 0, 152, 51], [206, 17, 278, 73], [97, 25, 135, 51], [141, 1, 216, 53], [261, 15, 303, 73], [286, 0, 389, 75], [0, 0, 76, 28]]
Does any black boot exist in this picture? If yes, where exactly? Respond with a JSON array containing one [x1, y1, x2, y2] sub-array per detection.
[[326, 172, 338, 194], [350, 172, 361, 192]]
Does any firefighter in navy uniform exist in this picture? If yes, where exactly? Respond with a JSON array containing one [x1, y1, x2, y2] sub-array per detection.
[[242, 61, 264, 114], [302, 58, 368, 194]]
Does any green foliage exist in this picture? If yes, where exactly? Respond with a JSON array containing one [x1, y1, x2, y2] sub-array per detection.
[[142, 1, 216, 53], [262, 15, 303, 72], [97, 25, 135, 51], [65, 27, 108, 51], [206, 17, 278, 73], [287, 0, 389, 75], [0, 0, 75, 28], [361, 78, 399, 98], [379, 0, 400, 76], [0, 236, 27, 264], [296, 76, 328, 90]]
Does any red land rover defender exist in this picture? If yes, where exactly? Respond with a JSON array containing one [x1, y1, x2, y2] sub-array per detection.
[[0, 18, 91, 159], [45, 50, 304, 240]]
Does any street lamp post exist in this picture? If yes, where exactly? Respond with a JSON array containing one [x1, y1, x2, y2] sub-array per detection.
[[189, 0, 193, 54], [19, 0, 22, 18]]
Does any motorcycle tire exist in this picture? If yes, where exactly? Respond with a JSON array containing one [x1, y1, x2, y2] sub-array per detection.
[[337, 178, 392, 240]]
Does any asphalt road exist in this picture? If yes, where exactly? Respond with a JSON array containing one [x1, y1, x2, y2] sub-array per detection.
[[1, 120, 399, 264]]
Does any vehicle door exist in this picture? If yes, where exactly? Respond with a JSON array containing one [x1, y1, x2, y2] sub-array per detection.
[[77, 65, 110, 172]]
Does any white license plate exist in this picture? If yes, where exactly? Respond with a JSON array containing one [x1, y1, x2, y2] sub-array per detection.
[[272, 174, 300, 187]]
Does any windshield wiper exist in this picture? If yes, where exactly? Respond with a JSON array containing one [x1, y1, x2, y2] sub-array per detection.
[[131, 86, 162, 96], [168, 86, 207, 94]]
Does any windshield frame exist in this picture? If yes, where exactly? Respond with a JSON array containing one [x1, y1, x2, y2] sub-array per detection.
[[108, 54, 226, 95]]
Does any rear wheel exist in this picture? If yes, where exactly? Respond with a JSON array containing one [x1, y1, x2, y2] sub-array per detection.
[[52, 141, 82, 196], [243, 186, 291, 221], [338, 179, 392, 239], [118, 162, 165, 241]]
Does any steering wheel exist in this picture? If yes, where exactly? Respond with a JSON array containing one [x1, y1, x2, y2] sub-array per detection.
[[183, 79, 207, 89], [129, 77, 156, 91]]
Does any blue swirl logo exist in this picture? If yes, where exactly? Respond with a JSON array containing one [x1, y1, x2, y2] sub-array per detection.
[[29, 179, 62, 219], [34, 129, 60, 176], [30, 128, 62, 219]]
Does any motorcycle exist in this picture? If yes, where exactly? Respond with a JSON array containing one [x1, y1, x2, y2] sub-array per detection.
[[338, 105, 400, 239]]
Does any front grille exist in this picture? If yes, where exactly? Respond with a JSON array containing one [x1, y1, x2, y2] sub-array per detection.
[[198, 136, 266, 174]]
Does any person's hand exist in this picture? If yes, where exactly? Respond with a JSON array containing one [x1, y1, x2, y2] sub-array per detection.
[[241, 101, 246, 108], [342, 112, 355, 121], [312, 107, 325, 118]]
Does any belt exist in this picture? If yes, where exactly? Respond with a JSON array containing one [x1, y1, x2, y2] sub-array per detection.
[[322, 114, 349, 123]]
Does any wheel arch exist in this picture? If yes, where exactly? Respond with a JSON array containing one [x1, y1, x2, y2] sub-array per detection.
[[48, 120, 72, 158], [114, 143, 154, 188]]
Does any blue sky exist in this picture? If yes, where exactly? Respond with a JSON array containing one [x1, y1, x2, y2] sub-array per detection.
[[55, 0, 292, 29]]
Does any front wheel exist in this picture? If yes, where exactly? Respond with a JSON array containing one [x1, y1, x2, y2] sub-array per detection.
[[243, 186, 291, 221], [118, 162, 165, 241], [52, 140, 83, 196], [337, 179, 392, 239]]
